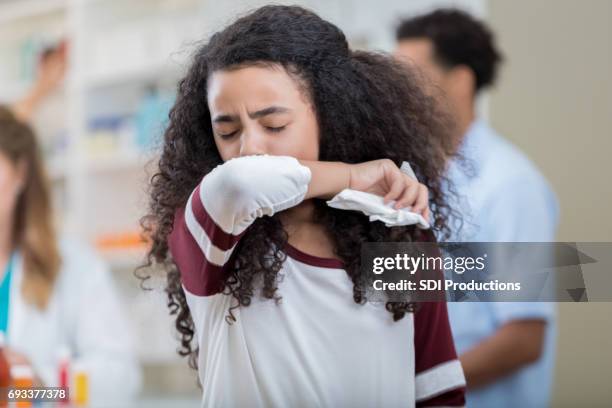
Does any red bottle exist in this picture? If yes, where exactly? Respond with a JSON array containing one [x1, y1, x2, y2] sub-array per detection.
[[57, 346, 70, 405]]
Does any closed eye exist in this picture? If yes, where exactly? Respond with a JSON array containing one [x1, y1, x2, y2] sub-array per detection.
[[265, 126, 286, 133], [218, 131, 238, 139]]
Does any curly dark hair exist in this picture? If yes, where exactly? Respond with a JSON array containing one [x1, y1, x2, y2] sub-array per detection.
[[140, 5, 459, 369], [396, 8, 503, 92]]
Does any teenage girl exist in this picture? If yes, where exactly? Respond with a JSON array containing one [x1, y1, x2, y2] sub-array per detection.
[[143, 5, 465, 407]]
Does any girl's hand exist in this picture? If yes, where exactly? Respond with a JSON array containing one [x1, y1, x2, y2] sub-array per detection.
[[349, 159, 430, 220]]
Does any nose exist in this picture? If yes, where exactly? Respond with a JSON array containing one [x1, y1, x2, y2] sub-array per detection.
[[239, 128, 266, 157]]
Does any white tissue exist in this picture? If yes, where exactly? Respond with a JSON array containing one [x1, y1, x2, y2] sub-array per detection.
[[326, 161, 430, 229], [400, 161, 417, 180]]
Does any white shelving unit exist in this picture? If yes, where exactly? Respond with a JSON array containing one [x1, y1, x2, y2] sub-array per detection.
[[0, 0, 67, 24], [66, 1, 201, 366], [0, 0, 205, 366], [0, 0, 202, 260]]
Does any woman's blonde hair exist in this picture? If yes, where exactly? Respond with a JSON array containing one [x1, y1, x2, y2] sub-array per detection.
[[0, 106, 60, 309]]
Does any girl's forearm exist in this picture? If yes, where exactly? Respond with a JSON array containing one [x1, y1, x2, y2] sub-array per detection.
[[299, 160, 351, 200]]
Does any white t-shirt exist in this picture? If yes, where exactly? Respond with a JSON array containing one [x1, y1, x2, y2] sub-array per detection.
[[168, 155, 465, 408]]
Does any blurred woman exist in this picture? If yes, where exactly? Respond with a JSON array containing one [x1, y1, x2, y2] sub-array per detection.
[[0, 44, 141, 405]]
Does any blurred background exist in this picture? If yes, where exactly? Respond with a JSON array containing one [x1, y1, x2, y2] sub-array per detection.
[[0, 0, 609, 406]]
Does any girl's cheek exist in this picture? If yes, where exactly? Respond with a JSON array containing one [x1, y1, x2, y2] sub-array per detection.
[[302, 134, 320, 161], [285, 125, 319, 160], [215, 140, 239, 161], [273, 134, 317, 160]]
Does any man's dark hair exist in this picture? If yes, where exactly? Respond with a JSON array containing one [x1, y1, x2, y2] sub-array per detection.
[[396, 8, 503, 92]]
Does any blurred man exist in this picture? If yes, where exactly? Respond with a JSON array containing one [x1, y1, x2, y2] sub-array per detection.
[[395, 9, 559, 408]]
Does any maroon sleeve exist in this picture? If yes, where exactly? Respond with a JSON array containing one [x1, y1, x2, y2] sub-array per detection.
[[167, 183, 244, 297], [414, 301, 466, 406]]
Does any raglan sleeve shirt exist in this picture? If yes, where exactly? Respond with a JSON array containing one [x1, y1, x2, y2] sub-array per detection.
[[413, 229, 466, 407], [167, 154, 465, 407], [168, 155, 312, 298], [415, 301, 466, 407]]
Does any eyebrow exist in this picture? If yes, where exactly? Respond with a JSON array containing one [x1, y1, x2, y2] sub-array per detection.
[[212, 106, 291, 123]]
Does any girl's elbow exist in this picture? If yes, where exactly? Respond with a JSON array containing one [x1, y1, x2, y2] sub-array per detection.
[[213, 158, 260, 203]]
